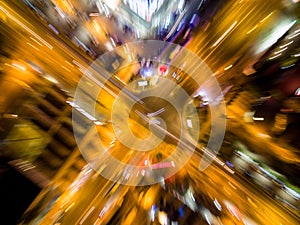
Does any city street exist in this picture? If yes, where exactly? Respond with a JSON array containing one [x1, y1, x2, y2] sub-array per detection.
[[1, 0, 300, 225]]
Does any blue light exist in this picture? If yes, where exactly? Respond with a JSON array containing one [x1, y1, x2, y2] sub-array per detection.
[[179, 206, 184, 218], [140, 67, 153, 77]]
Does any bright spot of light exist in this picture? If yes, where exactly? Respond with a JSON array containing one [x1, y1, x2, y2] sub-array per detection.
[[268, 53, 281, 60], [138, 80, 148, 87], [255, 19, 296, 55], [223, 164, 235, 174], [281, 64, 295, 70], [247, 24, 258, 34], [3, 114, 18, 119], [61, 65, 71, 72], [109, 37, 116, 47], [55, 6, 65, 18], [30, 37, 42, 46], [294, 28, 300, 33], [136, 30, 140, 39], [158, 211, 168, 225], [295, 87, 300, 96], [274, 47, 288, 55], [228, 181, 237, 190], [224, 64, 233, 71], [48, 24, 59, 35], [203, 210, 212, 225], [260, 11, 273, 23], [258, 132, 271, 138], [287, 32, 300, 39], [186, 119, 193, 128], [94, 121, 104, 125], [92, 20, 101, 33], [99, 205, 107, 218], [103, 4, 110, 17], [65, 202, 75, 213], [293, 52, 300, 57], [150, 205, 156, 221], [279, 40, 293, 48], [212, 21, 238, 47], [190, 192, 195, 202], [44, 74, 58, 84], [223, 186, 231, 196], [214, 198, 222, 211], [103, 0, 120, 11], [253, 116, 264, 121], [178, 0, 185, 10], [104, 41, 114, 51], [224, 201, 240, 220], [95, 0, 104, 14], [12, 63, 26, 71]]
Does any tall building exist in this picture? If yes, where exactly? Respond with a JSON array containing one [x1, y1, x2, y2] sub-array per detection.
[[0, 69, 90, 223], [122, 0, 166, 22], [98, 0, 188, 38]]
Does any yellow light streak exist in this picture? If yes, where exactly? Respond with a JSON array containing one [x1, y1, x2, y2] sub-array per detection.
[[212, 21, 238, 47], [0, 5, 53, 49]]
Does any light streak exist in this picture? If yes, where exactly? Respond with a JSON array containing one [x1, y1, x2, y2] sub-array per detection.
[[212, 21, 237, 47], [0, 5, 53, 49], [26, 42, 39, 51]]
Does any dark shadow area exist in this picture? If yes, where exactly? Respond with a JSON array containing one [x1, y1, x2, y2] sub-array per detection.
[[0, 156, 41, 225]]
